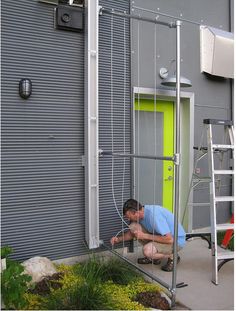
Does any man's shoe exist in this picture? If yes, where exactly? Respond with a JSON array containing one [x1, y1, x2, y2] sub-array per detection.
[[137, 257, 161, 265], [161, 255, 180, 272]]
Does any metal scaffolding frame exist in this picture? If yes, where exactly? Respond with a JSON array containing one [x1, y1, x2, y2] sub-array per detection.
[[86, 4, 183, 307], [100, 151, 176, 162]]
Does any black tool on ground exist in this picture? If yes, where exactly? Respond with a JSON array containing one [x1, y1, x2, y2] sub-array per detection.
[[176, 282, 188, 288], [186, 233, 211, 249]]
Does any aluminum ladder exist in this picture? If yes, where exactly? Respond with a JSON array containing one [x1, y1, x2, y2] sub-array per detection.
[[204, 118, 234, 285]]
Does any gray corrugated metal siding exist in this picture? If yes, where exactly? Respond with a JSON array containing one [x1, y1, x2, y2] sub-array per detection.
[[1, 0, 86, 260], [2, 0, 131, 261]]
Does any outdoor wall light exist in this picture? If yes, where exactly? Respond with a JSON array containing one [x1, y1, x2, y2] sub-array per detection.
[[159, 60, 192, 88], [161, 75, 192, 87], [19, 78, 32, 99]]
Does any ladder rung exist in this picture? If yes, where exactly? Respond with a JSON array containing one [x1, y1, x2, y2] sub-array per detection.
[[188, 203, 210, 206], [212, 144, 234, 149], [215, 196, 234, 202], [216, 223, 234, 231], [217, 250, 234, 260], [203, 119, 233, 126], [213, 170, 234, 175]]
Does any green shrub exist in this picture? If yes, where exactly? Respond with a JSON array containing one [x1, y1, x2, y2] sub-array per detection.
[[101, 257, 142, 285], [40, 287, 79, 310], [1, 259, 32, 310], [34, 262, 111, 310], [1, 245, 13, 259], [75, 281, 112, 310], [103, 279, 168, 310], [24, 292, 46, 310], [73, 255, 105, 284], [23, 256, 168, 310], [103, 281, 147, 310], [74, 255, 142, 285], [40, 278, 112, 310], [126, 279, 164, 298], [58, 265, 83, 290]]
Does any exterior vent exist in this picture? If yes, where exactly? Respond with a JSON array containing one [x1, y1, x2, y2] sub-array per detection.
[[200, 26, 234, 79]]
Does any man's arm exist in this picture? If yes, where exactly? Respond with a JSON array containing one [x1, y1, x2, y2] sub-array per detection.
[[110, 230, 134, 245], [133, 230, 173, 244]]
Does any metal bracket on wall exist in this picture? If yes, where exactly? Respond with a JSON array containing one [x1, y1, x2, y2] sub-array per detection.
[[55, 4, 84, 32]]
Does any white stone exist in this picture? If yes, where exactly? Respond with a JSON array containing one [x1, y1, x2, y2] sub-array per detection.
[[22, 256, 57, 283]]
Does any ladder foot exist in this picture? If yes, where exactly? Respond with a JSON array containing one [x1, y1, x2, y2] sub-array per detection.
[[218, 258, 234, 271]]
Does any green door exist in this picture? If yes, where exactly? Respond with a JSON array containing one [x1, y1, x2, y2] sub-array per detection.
[[134, 98, 174, 212]]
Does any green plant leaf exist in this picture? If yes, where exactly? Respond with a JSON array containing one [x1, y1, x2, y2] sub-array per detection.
[[1, 246, 13, 259]]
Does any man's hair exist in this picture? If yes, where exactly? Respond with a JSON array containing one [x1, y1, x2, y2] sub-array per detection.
[[123, 199, 143, 214]]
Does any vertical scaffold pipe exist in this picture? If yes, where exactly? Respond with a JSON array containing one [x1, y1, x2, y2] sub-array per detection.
[[171, 20, 181, 307]]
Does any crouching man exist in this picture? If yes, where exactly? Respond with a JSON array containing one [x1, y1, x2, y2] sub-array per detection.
[[110, 198, 186, 272]]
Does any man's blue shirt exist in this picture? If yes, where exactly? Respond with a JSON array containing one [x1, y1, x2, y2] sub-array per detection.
[[140, 205, 186, 247]]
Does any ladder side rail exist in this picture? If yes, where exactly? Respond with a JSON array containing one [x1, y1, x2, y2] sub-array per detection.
[[206, 124, 219, 285], [228, 125, 234, 146]]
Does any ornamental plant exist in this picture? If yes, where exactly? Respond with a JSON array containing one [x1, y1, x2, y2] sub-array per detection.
[[73, 255, 142, 285], [1, 249, 32, 310], [24, 256, 170, 310], [1, 245, 13, 259]]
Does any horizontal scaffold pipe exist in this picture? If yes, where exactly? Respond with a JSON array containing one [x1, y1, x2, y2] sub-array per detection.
[[100, 7, 176, 28], [100, 151, 175, 161], [132, 5, 201, 26], [101, 243, 172, 293]]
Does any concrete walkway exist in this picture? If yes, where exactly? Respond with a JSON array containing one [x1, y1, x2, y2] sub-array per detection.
[[125, 238, 234, 310]]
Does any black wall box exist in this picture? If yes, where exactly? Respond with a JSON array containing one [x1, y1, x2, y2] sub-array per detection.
[[56, 5, 84, 32]]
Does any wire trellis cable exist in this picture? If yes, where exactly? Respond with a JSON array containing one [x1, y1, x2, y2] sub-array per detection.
[[151, 22, 158, 279], [121, 16, 127, 249], [110, 14, 129, 228], [136, 18, 141, 263]]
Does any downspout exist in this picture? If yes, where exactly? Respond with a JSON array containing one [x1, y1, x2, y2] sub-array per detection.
[[84, 0, 100, 249]]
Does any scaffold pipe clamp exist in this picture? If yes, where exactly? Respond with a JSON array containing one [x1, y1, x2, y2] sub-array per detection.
[[174, 153, 180, 165]]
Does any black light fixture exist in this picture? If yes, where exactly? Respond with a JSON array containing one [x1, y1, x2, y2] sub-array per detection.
[[19, 78, 32, 99]]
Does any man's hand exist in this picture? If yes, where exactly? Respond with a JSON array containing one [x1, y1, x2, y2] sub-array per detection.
[[133, 230, 147, 240], [110, 230, 134, 245], [110, 236, 119, 245]]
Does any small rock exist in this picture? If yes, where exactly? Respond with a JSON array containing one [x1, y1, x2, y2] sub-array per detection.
[[22, 256, 57, 283]]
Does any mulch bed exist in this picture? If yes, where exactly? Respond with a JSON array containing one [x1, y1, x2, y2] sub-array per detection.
[[135, 291, 170, 310], [28, 272, 64, 295]]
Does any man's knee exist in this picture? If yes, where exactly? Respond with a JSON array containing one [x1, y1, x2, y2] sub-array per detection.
[[143, 242, 157, 258]]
